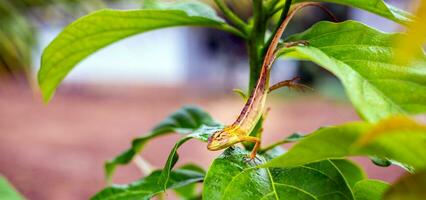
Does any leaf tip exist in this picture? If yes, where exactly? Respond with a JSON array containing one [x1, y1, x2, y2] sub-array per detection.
[[104, 161, 115, 186]]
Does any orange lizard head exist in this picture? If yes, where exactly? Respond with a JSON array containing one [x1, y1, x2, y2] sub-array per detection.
[[207, 127, 240, 151]]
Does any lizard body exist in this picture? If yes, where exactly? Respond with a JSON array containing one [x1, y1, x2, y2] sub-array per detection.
[[207, 3, 323, 159]]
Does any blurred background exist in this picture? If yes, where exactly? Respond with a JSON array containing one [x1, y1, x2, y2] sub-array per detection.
[[0, 0, 415, 199]]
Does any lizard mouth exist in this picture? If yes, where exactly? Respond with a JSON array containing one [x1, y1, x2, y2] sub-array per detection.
[[207, 142, 222, 151], [207, 138, 232, 151]]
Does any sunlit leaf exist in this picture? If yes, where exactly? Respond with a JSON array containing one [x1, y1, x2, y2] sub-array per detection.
[[278, 21, 426, 122], [286, 0, 411, 24], [203, 148, 361, 200], [353, 179, 389, 200], [263, 117, 426, 171], [105, 106, 219, 184]]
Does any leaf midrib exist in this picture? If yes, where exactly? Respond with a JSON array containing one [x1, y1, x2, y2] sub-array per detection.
[[221, 161, 354, 199]]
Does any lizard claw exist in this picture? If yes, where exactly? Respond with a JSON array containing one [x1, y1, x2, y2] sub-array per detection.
[[243, 154, 262, 165]]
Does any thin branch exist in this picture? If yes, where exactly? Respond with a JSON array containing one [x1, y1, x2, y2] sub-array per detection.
[[270, 2, 339, 22], [265, 0, 280, 14], [263, 2, 339, 56], [217, 24, 246, 38], [133, 155, 153, 176], [214, 0, 247, 34], [262, 0, 293, 57]]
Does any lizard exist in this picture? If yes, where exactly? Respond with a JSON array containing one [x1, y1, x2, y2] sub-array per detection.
[[206, 2, 328, 160]]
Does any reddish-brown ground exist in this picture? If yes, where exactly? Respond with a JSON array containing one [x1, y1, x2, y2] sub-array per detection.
[[0, 83, 405, 200]]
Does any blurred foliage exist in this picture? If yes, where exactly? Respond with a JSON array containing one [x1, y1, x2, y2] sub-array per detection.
[[0, 1, 34, 79], [0, 0, 117, 81], [395, 0, 426, 65], [0, 175, 25, 200]]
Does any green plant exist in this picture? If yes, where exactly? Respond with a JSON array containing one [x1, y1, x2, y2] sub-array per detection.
[[38, 0, 426, 199], [0, 175, 25, 200]]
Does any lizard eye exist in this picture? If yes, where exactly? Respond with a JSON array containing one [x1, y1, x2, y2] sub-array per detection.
[[211, 131, 230, 143]]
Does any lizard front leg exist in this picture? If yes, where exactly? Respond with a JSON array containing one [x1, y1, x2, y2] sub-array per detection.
[[240, 136, 261, 160]]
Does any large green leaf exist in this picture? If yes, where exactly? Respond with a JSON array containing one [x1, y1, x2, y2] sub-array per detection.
[[105, 106, 219, 184], [263, 117, 426, 171], [353, 179, 389, 200], [91, 167, 204, 200], [274, 0, 411, 24], [332, 159, 366, 190], [0, 175, 25, 200], [203, 147, 362, 200], [38, 1, 241, 102], [278, 20, 426, 122], [384, 170, 426, 200], [158, 125, 222, 190]]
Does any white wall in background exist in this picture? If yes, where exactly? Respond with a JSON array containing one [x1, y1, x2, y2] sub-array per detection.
[[349, 0, 410, 32], [33, 27, 187, 85]]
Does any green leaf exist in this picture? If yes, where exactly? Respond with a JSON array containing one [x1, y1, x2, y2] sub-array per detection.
[[353, 179, 389, 200], [143, 0, 223, 22], [203, 148, 359, 200], [173, 164, 205, 200], [384, 170, 426, 200], [0, 175, 25, 200], [158, 125, 223, 190], [105, 106, 219, 184], [233, 88, 248, 101], [291, 0, 411, 24], [263, 122, 369, 168], [370, 156, 392, 167], [278, 20, 426, 122], [263, 117, 426, 171], [91, 168, 204, 200], [37, 1, 241, 102], [332, 159, 366, 189]]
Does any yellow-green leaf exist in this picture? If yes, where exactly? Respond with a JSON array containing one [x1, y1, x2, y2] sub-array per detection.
[[203, 148, 361, 200], [394, 0, 426, 65], [353, 179, 389, 200], [279, 21, 426, 122], [263, 116, 426, 171], [276, 0, 412, 24]]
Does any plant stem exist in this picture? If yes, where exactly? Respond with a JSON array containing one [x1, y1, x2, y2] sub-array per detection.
[[218, 24, 246, 39], [248, 0, 266, 93], [214, 0, 248, 33], [265, 0, 280, 13], [133, 155, 153, 175]]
